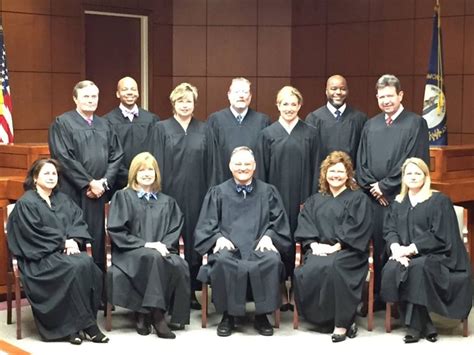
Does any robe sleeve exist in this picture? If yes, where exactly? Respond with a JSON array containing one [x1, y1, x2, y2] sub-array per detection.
[[194, 187, 226, 256], [107, 191, 147, 250], [63, 196, 93, 241], [378, 118, 429, 196], [205, 127, 221, 188], [160, 198, 185, 251], [294, 196, 321, 249], [383, 202, 402, 250], [7, 200, 67, 260], [262, 185, 292, 255], [335, 191, 372, 253], [48, 118, 93, 190], [355, 124, 378, 190], [103, 124, 124, 187], [255, 131, 270, 182]]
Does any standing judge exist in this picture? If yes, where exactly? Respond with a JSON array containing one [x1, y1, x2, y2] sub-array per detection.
[[152, 83, 218, 310], [381, 158, 472, 343], [107, 152, 190, 339], [356, 74, 429, 299], [104, 76, 160, 194], [305, 75, 367, 178], [294, 151, 372, 342], [195, 146, 291, 337], [48, 80, 123, 268], [208, 77, 271, 182], [7, 159, 108, 344], [256, 86, 318, 310]]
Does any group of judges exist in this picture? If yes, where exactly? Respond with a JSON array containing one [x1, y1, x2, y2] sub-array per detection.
[[6, 73, 472, 345]]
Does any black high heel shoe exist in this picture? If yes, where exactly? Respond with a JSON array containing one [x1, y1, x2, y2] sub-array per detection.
[[68, 332, 83, 345], [425, 333, 438, 343], [403, 328, 420, 344], [331, 323, 357, 343], [84, 324, 109, 343]]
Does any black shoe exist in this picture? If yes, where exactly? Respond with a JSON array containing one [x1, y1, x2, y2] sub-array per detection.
[[403, 328, 421, 344], [135, 312, 151, 336], [279, 303, 294, 312], [357, 301, 368, 317], [346, 323, 358, 339], [84, 325, 109, 343], [331, 333, 346, 343], [68, 332, 83, 345], [254, 314, 273, 336], [168, 323, 185, 331], [190, 293, 202, 310], [217, 313, 234, 337], [425, 333, 438, 343], [152, 320, 176, 339]]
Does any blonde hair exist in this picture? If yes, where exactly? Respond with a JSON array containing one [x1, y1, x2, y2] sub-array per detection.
[[395, 157, 432, 203], [169, 83, 198, 111], [319, 151, 358, 194], [276, 86, 303, 106], [127, 152, 161, 192]]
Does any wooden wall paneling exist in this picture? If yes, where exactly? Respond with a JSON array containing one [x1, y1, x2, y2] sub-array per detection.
[[292, 0, 327, 26], [462, 75, 474, 133], [173, 0, 206, 25], [463, 16, 474, 74], [257, 26, 291, 77], [258, 0, 292, 26], [151, 75, 173, 118], [443, 16, 465, 75], [416, 0, 466, 18], [369, 0, 415, 21], [256, 77, 291, 120], [51, 0, 81, 16], [51, 16, 82, 73], [172, 26, 206, 76], [207, 0, 257, 26], [2, 0, 50, 14], [344, 76, 370, 116], [206, 76, 235, 117], [290, 77, 327, 119], [327, 0, 369, 23], [291, 25, 326, 77], [51, 73, 82, 118]]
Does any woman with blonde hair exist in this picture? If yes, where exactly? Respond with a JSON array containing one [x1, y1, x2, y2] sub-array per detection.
[[107, 152, 190, 339], [294, 151, 372, 342], [152, 83, 219, 310], [381, 157, 472, 343], [256, 85, 318, 311]]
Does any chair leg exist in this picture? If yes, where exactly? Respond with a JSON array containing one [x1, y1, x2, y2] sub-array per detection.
[[6, 271, 12, 325], [292, 293, 299, 329], [385, 302, 392, 333], [462, 318, 468, 337], [367, 269, 374, 331], [105, 302, 113, 332], [201, 283, 208, 328], [273, 309, 280, 328], [14, 275, 22, 339]]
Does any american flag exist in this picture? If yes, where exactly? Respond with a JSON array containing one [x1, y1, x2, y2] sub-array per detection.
[[0, 22, 13, 143]]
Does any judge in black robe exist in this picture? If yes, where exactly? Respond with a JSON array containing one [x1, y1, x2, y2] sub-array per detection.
[[195, 146, 291, 336], [356, 75, 429, 297], [7, 159, 105, 343], [305, 75, 367, 179], [152, 83, 218, 302], [207, 77, 271, 182], [380, 158, 472, 343], [48, 80, 124, 267], [104, 77, 160, 193], [294, 151, 372, 342], [107, 152, 190, 338]]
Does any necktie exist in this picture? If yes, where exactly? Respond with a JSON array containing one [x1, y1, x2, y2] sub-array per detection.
[[335, 109, 341, 121], [386, 116, 393, 126], [124, 107, 139, 121], [236, 184, 253, 199], [236, 115, 243, 125], [85, 117, 93, 126]]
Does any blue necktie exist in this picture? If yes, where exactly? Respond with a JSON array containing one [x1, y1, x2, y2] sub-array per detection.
[[236, 115, 243, 125], [335, 109, 341, 121], [236, 184, 253, 198]]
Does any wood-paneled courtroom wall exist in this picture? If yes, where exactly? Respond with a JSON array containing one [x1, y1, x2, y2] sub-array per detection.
[[2, 0, 474, 143]]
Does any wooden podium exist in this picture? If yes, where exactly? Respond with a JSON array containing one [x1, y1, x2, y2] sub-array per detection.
[[430, 145, 474, 272]]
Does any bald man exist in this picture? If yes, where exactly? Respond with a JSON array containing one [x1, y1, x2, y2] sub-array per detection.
[[306, 75, 367, 180], [104, 77, 160, 193]]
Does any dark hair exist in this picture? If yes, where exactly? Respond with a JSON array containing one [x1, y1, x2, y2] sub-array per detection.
[[24, 158, 61, 191], [375, 74, 401, 94]]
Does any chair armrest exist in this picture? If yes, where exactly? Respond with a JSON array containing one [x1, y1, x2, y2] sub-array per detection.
[[295, 242, 302, 267]]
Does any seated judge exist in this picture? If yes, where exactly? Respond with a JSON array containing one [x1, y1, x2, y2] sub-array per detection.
[[7, 159, 107, 345], [107, 152, 190, 339], [194, 146, 291, 337], [294, 151, 373, 342], [380, 157, 472, 343]]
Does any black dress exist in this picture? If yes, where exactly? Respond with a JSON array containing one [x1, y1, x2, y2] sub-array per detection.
[[48, 110, 124, 265], [7, 190, 103, 340], [381, 192, 472, 321], [107, 188, 190, 325], [194, 179, 291, 316], [152, 117, 218, 290], [294, 189, 372, 328]]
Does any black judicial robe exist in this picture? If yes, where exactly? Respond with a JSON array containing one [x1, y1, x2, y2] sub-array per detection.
[[293, 189, 372, 328], [356, 110, 429, 200], [7, 190, 103, 340], [256, 120, 318, 235], [381, 192, 472, 320], [305, 105, 367, 175], [104, 107, 160, 192], [194, 179, 291, 316], [48, 110, 124, 264], [107, 188, 190, 324], [208, 108, 271, 182], [152, 117, 218, 268]]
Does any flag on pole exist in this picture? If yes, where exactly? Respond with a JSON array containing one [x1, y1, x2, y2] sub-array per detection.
[[422, 1, 446, 145], [0, 19, 13, 144]]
